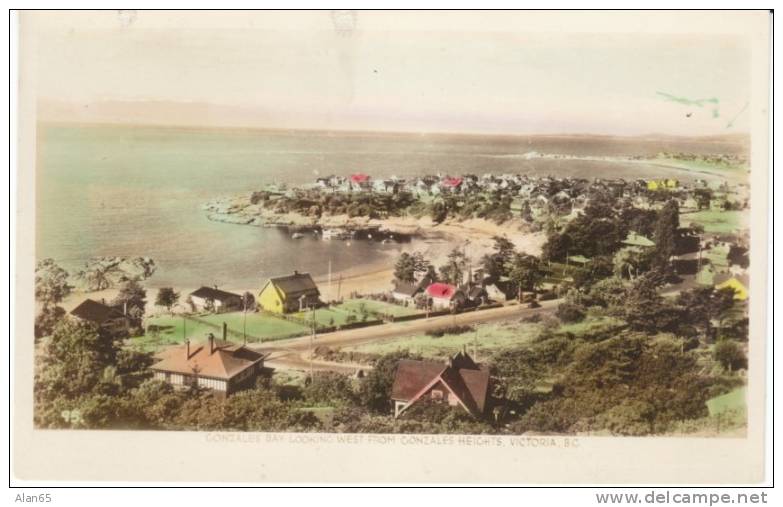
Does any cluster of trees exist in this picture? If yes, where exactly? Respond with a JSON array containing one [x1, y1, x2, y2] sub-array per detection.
[[75, 256, 156, 291], [255, 189, 417, 220], [35, 259, 71, 338]]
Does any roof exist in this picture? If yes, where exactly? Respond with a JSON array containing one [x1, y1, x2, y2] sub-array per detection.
[[441, 176, 463, 188], [151, 338, 264, 380], [622, 232, 656, 247], [70, 299, 126, 325], [190, 286, 241, 302], [393, 280, 421, 297], [715, 276, 749, 301], [426, 283, 458, 300], [268, 272, 320, 298], [391, 353, 491, 416], [350, 173, 370, 183]]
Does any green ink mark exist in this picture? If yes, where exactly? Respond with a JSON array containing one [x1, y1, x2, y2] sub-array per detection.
[[657, 91, 720, 107], [726, 101, 749, 129]]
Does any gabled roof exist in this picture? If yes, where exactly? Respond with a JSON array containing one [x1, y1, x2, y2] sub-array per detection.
[[151, 338, 264, 380], [70, 299, 126, 325], [350, 173, 370, 184], [392, 280, 421, 297], [426, 283, 458, 300], [441, 176, 463, 188], [268, 272, 320, 298], [391, 353, 491, 417], [190, 286, 241, 302]]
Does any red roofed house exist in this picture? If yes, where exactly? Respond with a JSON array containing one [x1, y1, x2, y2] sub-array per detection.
[[391, 351, 491, 418], [441, 176, 463, 193], [150, 330, 265, 398], [349, 173, 371, 191], [425, 282, 466, 310]]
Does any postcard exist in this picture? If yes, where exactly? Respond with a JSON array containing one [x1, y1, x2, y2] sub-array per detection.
[[12, 9, 771, 484]]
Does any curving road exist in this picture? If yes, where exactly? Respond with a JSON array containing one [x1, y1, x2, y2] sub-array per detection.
[[252, 299, 559, 373]]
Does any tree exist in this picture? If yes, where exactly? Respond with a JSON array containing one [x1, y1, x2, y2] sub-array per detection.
[[34, 305, 66, 339], [507, 253, 544, 299], [394, 252, 428, 283], [439, 248, 469, 286], [112, 279, 147, 328], [35, 259, 71, 306], [36, 319, 121, 401], [242, 292, 256, 311], [713, 340, 747, 372], [155, 287, 180, 314], [653, 200, 679, 270]]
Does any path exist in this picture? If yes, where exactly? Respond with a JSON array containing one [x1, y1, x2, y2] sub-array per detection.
[[252, 299, 559, 373]]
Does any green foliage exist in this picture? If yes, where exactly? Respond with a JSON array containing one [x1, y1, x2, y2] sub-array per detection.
[[112, 279, 147, 328], [34, 304, 66, 339], [303, 372, 357, 406], [35, 258, 71, 305], [556, 302, 586, 323], [359, 350, 420, 413], [713, 340, 747, 372], [393, 252, 428, 283], [155, 287, 180, 312], [439, 247, 469, 286], [36, 319, 122, 401]]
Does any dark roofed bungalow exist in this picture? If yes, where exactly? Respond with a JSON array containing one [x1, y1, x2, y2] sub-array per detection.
[[70, 298, 131, 335], [189, 286, 242, 313]]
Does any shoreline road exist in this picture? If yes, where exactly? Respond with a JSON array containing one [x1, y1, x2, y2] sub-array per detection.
[[252, 299, 560, 374]]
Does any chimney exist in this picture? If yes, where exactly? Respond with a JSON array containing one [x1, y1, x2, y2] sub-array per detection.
[[123, 301, 128, 315], [185, 339, 190, 359], [293, 270, 299, 276], [222, 322, 227, 342], [209, 334, 215, 355], [214, 284, 218, 290]]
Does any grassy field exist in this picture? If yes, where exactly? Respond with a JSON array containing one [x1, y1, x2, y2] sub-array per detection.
[[127, 312, 310, 352], [336, 298, 420, 317], [290, 307, 379, 327], [341, 321, 541, 359], [681, 210, 745, 234], [652, 157, 747, 181]]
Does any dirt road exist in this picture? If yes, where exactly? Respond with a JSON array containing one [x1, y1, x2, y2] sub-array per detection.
[[253, 299, 559, 374]]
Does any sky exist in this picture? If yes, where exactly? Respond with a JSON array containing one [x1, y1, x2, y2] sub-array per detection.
[[27, 11, 755, 136]]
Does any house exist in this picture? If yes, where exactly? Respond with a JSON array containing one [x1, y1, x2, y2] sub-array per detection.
[[465, 285, 488, 306], [715, 275, 749, 301], [150, 332, 265, 398], [258, 271, 321, 314], [425, 282, 466, 310], [189, 286, 243, 313], [70, 298, 132, 335], [390, 350, 491, 418], [391, 277, 431, 304], [349, 173, 371, 191], [441, 176, 463, 193]]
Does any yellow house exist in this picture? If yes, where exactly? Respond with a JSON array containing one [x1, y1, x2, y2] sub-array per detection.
[[716, 276, 749, 301], [646, 179, 679, 191], [259, 271, 321, 314]]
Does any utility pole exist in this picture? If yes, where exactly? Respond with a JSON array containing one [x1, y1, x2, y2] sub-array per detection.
[[243, 297, 247, 345], [328, 259, 332, 301], [183, 315, 186, 342], [309, 305, 316, 381]]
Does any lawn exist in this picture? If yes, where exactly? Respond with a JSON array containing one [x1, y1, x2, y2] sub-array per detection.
[[336, 298, 420, 317], [289, 307, 375, 328], [681, 210, 745, 234], [342, 321, 541, 359], [127, 311, 310, 352], [198, 312, 310, 341]]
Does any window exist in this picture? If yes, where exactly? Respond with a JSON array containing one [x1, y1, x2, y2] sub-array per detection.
[[431, 389, 444, 401]]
